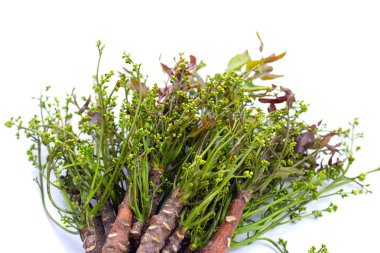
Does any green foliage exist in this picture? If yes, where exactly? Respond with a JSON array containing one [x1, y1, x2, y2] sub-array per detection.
[[227, 50, 251, 71], [309, 244, 330, 253], [5, 37, 379, 253]]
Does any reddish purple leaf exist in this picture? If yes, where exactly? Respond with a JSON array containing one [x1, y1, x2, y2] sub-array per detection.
[[79, 96, 91, 113], [320, 133, 336, 148], [157, 84, 173, 102], [259, 86, 295, 110], [259, 96, 287, 104], [189, 55, 197, 69], [325, 142, 341, 166], [280, 86, 295, 108], [128, 79, 148, 98], [268, 103, 277, 112], [88, 111, 101, 125], [160, 63, 173, 76], [295, 129, 315, 154], [328, 150, 336, 166]]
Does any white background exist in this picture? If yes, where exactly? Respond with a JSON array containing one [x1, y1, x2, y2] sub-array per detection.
[[1, 1, 380, 252]]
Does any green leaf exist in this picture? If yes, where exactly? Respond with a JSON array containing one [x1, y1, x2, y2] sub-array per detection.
[[275, 167, 304, 178], [245, 60, 264, 72], [227, 50, 251, 71], [261, 74, 284, 80], [246, 52, 286, 73], [196, 60, 207, 71], [4, 119, 14, 128], [246, 60, 273, 74], [241, 84, 272, 92]]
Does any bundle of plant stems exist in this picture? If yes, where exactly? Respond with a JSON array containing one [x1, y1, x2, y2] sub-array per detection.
[[6, 37, 379, 253]]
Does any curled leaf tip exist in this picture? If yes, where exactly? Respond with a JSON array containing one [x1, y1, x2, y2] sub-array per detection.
[[256, 32, 264, 53]]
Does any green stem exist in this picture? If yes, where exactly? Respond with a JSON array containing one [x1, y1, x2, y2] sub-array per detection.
[[36, 139, 79, 234]]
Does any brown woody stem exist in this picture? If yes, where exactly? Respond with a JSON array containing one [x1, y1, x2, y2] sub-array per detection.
[[200, 190, 252, 253], [100, 199, 116, 236], [102, 193, 133, 253], [82, 214, 106, 253], [136, 189, 184, 253], [130, 220, 144, 240], [161, 228, 186, 253]]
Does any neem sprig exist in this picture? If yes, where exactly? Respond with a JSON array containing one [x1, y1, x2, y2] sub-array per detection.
[[5, 37, 379, 253]]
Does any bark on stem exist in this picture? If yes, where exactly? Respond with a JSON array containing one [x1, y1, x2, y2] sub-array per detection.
[[100, 199, 116, 236], [200, 190, 252, 253], [102, 193, 133, 253], [83, 214, 106, 253], [161, 228, 186, 253], [130, 220, 144, 240], [136, 189, 184, 253], [128, 220, 144, 253]]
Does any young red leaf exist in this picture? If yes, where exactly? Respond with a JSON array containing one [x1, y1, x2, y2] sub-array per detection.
[[189, 55, 197, 69], [88, 111, 101, 125], [258, 96, 286, 104], [268, 103, 277, 112], [280, 86, 295, 108], [320, 133, 336, 147], [128, 79, 148, 98], [157, 84, 173, 102], [79, 96, 91, 113], [295, 129, 315, 154], [160, 62, 174, 76]]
